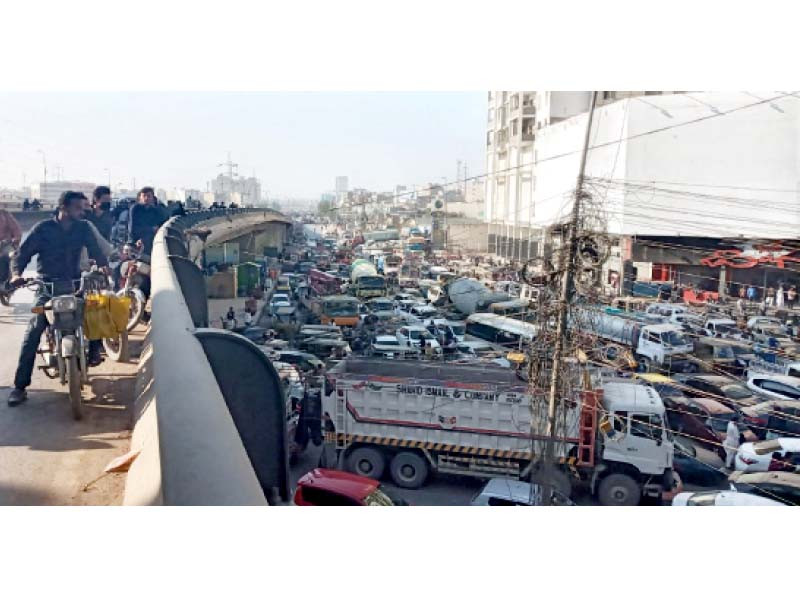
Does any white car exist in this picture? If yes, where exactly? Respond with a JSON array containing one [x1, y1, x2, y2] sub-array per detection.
[[396, 326, 441, 352], [433, 319, 466, 343], [734, 437, 800, 473], [471, 478, 573, 506], [747, 373, 800, 401], [456, 340, 500, 359], [671, 490, 785, 506]]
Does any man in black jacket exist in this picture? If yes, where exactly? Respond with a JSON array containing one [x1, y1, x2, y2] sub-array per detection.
[[128, 186, 167, 255], [7, 191, 109, 407], [87, 186, 114, 241]]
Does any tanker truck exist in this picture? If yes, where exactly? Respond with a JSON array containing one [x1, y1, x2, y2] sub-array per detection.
[[578, 307, 694, 373], [349, 259, 386, 299], [447, 277, 510, 315]]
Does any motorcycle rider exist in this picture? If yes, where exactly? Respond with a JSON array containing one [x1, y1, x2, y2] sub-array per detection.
[[86, 186, 114, 241], [0, 208, 23, 285], [7, 191, 109, 407], [128, 186, 167, 255]]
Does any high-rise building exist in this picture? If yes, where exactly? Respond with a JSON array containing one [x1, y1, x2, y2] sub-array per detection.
[[335, 176, 349, 194], [209, 174, 261, 206], [484, 91, 680, 260]]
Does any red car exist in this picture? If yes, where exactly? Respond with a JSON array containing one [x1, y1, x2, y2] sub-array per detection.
[[294, 469, 407, 506]]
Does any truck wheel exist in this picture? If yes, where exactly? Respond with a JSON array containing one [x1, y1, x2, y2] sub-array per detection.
[[346, 447, 386, 480], [597, 473, 641, 506], [636, 356, 652, 373], [389, 452, 428, 489]]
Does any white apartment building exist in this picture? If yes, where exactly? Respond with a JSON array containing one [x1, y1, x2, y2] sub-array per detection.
[[484, 91, 680, 260], [209, 174, 262, 206], [485, 90, 800, 296], [29, 180, 97, 206]]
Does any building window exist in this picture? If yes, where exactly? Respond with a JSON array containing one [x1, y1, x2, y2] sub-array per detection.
[[488, 108, 494, 122], [603, 91, 613, 100], [522, 118, 534, 135], [511, 119, 518, 136], [511, 94, 519, 109], [522, 93, 534, 107], [502, 91, 508, 103], [487, 131, 493, 146]]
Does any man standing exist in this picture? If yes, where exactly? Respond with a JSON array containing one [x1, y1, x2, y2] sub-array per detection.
[[128, 186, 167, 255], [724, 416, 740, 469], [7, 191, 109, 406]]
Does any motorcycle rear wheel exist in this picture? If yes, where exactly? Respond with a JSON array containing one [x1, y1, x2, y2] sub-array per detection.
[[103, 331, 129, 362]]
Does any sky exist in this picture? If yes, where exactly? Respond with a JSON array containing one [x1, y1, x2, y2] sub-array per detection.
[[0, 92, 486, 200]]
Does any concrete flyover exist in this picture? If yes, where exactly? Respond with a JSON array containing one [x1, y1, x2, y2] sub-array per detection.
[[124, 208, 292, 506]]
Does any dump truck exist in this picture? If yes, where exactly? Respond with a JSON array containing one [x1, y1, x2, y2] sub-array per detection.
[[321, 359, 676, 505], [349, 259, 386, 299]]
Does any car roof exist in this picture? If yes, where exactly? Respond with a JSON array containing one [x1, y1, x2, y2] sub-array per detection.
[[686, 396, 734, 414], [748, 438, 800, 455], [480, 478, 539, 503], [644, 323, 683, 333], [297, 469, 379, 500], [729, 470, 800, 488], [749, 374, 800, 387]]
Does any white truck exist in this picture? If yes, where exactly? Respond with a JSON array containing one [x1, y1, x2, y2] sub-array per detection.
[[581, 308, 694, 373], [321, 359, 676, 505]]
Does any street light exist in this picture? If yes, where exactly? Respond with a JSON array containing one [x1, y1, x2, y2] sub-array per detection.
[[36, 149, 47, 185]]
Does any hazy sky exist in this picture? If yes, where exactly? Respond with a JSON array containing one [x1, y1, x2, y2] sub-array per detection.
[[0, 92, 486, 199]]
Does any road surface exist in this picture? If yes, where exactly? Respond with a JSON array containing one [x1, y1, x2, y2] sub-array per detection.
[[0, 280, 138, 505]]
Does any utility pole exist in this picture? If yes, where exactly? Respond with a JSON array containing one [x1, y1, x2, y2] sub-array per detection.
[[539, 91, 597, 505]]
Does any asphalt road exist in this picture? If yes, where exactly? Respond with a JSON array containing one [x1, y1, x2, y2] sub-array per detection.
[[0, 279, 137, 505]]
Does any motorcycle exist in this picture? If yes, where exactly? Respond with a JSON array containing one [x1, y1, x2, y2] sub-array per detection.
[[0, 239, 16, 306], [116, 243, 150, 331], [23, 272, 106, 420]]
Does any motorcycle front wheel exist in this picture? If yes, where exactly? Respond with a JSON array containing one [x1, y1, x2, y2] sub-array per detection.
[[67, 355, 82, 420]]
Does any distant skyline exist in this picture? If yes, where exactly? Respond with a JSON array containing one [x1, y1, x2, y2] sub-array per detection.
[[0, 92, 486, 199]]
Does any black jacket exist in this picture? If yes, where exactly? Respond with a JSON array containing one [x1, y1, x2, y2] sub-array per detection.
[[128, 202, 168, 252], [86, 210, 114, 241], [12, 217, 108, 282]]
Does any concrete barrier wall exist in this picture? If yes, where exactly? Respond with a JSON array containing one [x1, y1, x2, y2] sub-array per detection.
[[124, 209, 289, 505]]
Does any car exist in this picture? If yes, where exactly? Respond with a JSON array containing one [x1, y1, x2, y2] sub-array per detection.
[[728, 471, 800, 506], [432, 319, 466, 343], [294, 469, 407, 506], [409, 304, 438, 320], [746, 373, 800, 402], [734, 437, 800, 472], [672, 436, 727, 486], [671, 490, 785, 506], [678, 374, 761, 408], [454, 340, 504, 361], [277, 350, 324, 373], [741, 399, 800, 440], [470, 478, 574, 506], [396, 325, 441, 353], [370, 335, 421, 359]]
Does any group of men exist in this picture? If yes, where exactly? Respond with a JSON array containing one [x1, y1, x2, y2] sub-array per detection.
[[1, 186, 173, 407]]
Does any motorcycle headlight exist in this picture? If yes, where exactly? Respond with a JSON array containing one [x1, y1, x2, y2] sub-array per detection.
[[52, 296, 77, 313]]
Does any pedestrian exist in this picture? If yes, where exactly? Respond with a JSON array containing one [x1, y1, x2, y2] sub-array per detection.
[[747, 284, 757, 303], [788, 286, 797, 310], [738, 285, 746, 300], [766, 287, 775, 308], [244, 310, 253, 328], [724, 416, 740, 469], [776, 284, 785, 308]]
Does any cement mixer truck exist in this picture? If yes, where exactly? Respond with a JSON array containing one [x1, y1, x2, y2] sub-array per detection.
[[349, 259, 386, 299]]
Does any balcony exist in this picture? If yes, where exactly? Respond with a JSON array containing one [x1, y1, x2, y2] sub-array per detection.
[[522, 132, 535, 142]]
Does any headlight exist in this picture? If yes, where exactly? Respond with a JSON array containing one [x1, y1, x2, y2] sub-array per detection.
[[52, 296, 77, 313]]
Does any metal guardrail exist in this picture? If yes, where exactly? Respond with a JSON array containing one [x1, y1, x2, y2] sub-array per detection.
[[124, 209, 291, 505]]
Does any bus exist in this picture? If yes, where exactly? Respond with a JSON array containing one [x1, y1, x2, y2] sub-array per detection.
[[316, 295, 360, 327], [464, 313, 538, 351]]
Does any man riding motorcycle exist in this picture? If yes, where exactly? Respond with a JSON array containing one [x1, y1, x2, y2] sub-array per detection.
[[7, 191, 109, 407], [0, 208, 23, 291]]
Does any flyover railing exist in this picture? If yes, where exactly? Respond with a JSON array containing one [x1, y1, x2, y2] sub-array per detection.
[[124, 208, 291, 505]]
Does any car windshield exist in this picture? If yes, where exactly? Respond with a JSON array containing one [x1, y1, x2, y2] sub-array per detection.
[[662, 330, 688, 346], [450, 324, 466, 335], [655, 384, 684, 398], [716, 324, 738, 334], [372, 300, 394, 310], [714, 346, 735, 359], [273, 295, 289, 302], [409, 330, 434, 340], [722, 385, 752, 400], [324, 300, 358, 316], [707, 414, 735, 432]]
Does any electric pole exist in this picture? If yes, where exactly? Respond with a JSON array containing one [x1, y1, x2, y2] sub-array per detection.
[[539, 91, 597, 505]]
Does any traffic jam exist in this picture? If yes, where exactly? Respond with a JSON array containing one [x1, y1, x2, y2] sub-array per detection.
[[245, 221, 800, 507]]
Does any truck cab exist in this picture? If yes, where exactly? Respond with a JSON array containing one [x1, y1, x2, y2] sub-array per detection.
[[396, 326, 441, 353], [635, 323, 694, 372], [598, 379, 675, 504]]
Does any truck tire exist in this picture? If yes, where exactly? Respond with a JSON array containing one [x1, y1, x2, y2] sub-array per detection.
[[636, 356, 652, 373], [389, 452, 428, 489], [346, 446, 386, 480], [597, 473, 641, 506]]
